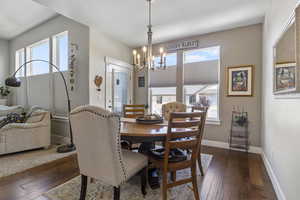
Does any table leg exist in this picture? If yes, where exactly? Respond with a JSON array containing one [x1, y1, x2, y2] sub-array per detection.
[[138, 142, 160, 189]]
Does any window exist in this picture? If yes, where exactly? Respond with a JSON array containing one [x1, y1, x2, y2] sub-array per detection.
[[153, 53, 177, 68], [15, 31, 69, 77], [184, 46, 220, 64], [53, 31, 68, 71], [184, 84, 219, 120], [26, 39, 50, 76], [15, 49, 25, 77], [150, 87, 176, 114]]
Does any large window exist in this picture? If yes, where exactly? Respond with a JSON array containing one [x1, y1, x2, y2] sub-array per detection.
[[149, 45, 220, 122], [184, 84, 219, 120], [26, 39, 50, 76], [184, 46, 220, 64], [153, 53, 177, 68], [15, 31, 69, 77], [150, 87, 176, 114], [52, 31, 68, 71]]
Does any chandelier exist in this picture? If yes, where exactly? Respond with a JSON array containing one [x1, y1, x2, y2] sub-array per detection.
[[132, 0, 167, 71]]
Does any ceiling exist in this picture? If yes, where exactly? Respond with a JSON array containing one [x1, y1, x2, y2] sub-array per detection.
[[0, 0, 57, 40], [33, 0, 268, 47]]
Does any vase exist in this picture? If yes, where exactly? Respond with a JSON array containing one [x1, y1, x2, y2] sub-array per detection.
[[0, 99, 7, 106]]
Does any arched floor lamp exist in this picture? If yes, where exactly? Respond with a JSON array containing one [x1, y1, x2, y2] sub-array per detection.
[[5, 59, 76, 153]]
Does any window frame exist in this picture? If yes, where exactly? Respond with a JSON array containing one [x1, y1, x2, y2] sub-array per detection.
[[52, 31, 69, 72], [26, 38, 50, 76], [183, 84, 220, 122], [184, 46, 220, 64], [150, 86, 177, 115], [15, 48, 25, 77], [153, 52, 177, 68]]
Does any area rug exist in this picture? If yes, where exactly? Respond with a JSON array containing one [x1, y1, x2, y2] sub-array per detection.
[[43, 154, 212, 200], [0, 146, 75, 178]]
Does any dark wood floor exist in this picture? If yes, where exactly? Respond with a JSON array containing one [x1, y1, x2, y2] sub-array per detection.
[[0, 146, 277, 200]]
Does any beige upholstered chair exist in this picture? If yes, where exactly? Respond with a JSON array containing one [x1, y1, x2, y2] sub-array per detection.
[[162, 102, 187, 120], [70, 105, 148, 200]]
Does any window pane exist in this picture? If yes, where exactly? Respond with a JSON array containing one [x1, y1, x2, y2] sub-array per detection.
[[15, 49, 25, 77], [184, 46, 220, 64], [151, 87, 176, 115], [154, 53, 177, 68], [53, 32, 68, 71], [184, 84, 218, 120], [27, 40, 50, 76]]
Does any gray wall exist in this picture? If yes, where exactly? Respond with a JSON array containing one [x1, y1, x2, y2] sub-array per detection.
[[135, 24, 262, 147], [0, 39, 9, 86], [9, 15, 90, 112], [262, 0, 300, 199], [89, 28, 132, 107]]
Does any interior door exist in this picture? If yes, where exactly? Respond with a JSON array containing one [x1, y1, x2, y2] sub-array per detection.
[[112, 68, 131, 113], [105, 60, 133, 113]]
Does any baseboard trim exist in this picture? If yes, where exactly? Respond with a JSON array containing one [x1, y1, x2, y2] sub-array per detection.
[[261, 152, 286, 200], [202, 139, 262, 154]]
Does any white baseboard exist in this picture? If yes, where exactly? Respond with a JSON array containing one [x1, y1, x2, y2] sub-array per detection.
[[202, 139, 262, 154], [261, 152, 286, 200]]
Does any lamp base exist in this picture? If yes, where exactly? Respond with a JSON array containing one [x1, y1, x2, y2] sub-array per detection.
[[57, 144, 76, 153]]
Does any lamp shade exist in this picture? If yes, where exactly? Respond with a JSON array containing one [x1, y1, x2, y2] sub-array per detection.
[[5, 77, 21, 87]]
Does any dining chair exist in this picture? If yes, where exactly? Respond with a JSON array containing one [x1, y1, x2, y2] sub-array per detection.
[[149, 111, 207, 200], [162, 102, 186, 120], [70, 105, 148, 200], [192, 106, 209, 176], [123, 104, 145, 118]]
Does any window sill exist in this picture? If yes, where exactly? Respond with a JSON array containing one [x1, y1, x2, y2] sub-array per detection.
[[205, 119, 221, 126]]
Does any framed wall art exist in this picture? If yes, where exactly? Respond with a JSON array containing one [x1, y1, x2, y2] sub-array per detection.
[[274, 62, 296, 93], [227, 65, 254, 97]]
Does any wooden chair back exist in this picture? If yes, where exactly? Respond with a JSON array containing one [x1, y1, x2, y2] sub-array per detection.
[[162, 111, 207, 200], [123, 104, 145, 118]]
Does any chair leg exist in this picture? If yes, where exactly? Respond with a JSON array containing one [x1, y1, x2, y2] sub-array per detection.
[[162, 170, 168, 200], [191, 164, 200, 200], [198, 152, 204, 176], [140, 167, 147, 196], [114, 186, 120, 200], [80, 175, 88, 200], [171, 171, 176, 182]]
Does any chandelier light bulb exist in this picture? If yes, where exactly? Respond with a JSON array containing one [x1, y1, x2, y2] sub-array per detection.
[[133, 49, 137, 55], [142, 46, 147, 52], [137, 54, 141, 59], [159, 47, 164, 54]]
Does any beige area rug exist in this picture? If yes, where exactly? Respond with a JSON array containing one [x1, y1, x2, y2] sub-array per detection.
[[0, 146, 75, 178], [44, 154, 213, 200]]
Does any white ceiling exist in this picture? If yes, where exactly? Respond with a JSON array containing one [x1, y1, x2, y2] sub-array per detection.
[[33, 0, 268, 47], [0, 0, 57, 40]]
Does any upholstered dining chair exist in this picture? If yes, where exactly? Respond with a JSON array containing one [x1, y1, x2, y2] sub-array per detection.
[[149, 111, 207, 200], [70, 105, 148, 200], [162, 102, 186, 120]]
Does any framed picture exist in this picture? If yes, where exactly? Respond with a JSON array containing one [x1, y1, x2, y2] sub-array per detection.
[[274, 62, 296, 93], [227, 65, 254, 97]]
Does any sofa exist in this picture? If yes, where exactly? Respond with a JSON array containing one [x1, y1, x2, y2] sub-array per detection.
[[0, 109, 51, 155]]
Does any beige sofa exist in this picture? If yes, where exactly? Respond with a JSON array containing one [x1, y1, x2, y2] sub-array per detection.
[[0, 110, 51, 155]]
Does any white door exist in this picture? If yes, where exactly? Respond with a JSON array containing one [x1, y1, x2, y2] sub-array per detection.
[[105, 58, 133, 114]]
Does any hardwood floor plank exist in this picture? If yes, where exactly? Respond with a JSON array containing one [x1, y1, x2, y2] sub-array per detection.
[[0, 147, 277, 200]]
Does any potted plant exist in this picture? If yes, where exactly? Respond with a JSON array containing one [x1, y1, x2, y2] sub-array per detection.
[[0, 86, 10, 106]]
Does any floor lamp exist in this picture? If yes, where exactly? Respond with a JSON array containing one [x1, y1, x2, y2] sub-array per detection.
[[5, 59, 76, 153]]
